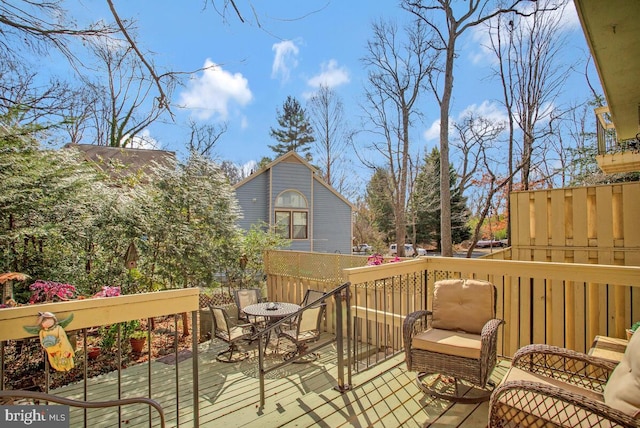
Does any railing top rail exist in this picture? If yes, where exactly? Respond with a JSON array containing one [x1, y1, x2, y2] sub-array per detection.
[[343, 257, 640, 287], [0, 288, 200, 341]]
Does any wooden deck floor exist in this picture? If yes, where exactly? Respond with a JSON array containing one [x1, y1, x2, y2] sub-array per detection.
[[52, 338, 510, 428]]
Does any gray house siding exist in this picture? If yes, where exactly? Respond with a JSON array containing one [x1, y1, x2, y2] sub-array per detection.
[[234, 171, 269, 231], [312, 182, 352, 254], [234, 152, 353, 254], [270, 163, 313, 252]]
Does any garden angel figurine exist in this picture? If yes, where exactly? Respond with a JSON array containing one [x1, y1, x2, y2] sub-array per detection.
[[24, 311, 75, 372]]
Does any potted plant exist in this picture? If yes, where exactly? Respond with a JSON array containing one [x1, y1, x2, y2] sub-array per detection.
[[129, 330, 147, 353], [626, 321, 640, 340], [87, 346, 101, 360]]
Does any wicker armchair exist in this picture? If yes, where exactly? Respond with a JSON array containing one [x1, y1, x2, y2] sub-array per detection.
[[403, 279, 504, 403], [489, 334, 640, 427]]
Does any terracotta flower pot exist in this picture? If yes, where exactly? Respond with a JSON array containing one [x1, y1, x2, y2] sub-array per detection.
[[130, 337, 147, 353], [87, 347, 100, 360]]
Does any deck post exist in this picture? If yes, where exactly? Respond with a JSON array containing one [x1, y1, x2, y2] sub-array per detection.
[[258, 334, 265, 407], [334, 282, 352, 392], [192, 310, 199, 427]]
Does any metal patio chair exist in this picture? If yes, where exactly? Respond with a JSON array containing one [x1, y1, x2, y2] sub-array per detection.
[[209, 305, 253, 362], [233, 288, 265, 328], [277, 302, 326, 363]]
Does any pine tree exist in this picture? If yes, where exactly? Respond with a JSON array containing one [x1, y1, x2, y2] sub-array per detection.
[[365, 168, 396, 242], [410, 148, 470, 250], [269, 96, 315, 158]]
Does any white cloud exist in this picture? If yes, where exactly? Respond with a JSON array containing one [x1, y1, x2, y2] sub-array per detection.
[[179, 59, 253, 121], [460, 100, 508, 124], [423, 119, 442, 141], [271, 40, 300, 82], [468, 0, 581, 66], [307, 59, 350, 89], [423, 100, 507, 141], [122, 129, 159, 150], [240, 116, 249, 130]]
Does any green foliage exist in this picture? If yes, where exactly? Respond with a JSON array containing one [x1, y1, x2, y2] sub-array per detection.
[[631, 321, 640, 333], [410, 148, 470, 248], [268, 96, 315, 158], [130, 330, 147, 340], [140, 152, 243, 289], [229, 222, 290, 286], [99, 320, 140, 350], [1, 125, 249, 296], [365, 168, 395, 241]]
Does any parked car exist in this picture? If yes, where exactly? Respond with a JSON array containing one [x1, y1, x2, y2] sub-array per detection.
[[416, 247, 428, 256], [475, 239, 504, 248], [352, 243, 373, 254], [389, 243, 415, 257]]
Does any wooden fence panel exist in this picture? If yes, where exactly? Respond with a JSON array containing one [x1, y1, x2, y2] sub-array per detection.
[[510, 183, 640, 267]]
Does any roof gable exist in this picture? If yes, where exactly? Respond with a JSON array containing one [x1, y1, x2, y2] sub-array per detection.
[[233, 151, 354, 208]]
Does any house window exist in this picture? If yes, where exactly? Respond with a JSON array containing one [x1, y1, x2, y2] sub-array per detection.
[[275, 190, 308, 240]]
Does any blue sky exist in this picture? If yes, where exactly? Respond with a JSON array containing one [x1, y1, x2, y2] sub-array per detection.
[[65, 1, 597, 179]]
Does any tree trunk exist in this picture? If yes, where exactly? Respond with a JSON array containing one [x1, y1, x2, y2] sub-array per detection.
[[439, 35, 456, 257]]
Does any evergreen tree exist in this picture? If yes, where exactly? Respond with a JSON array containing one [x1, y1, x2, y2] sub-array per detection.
[[411, 148, 470, 250], [269, 96, 315, 158], [365, 168, 395, 242]]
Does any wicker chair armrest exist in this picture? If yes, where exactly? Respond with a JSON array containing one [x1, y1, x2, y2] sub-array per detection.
[[403, 310, 431, 370], [481, 318, 504, 342], [403, 310, 431, 339], [512, 344, 617, 393], [489, 380, 639, 428]]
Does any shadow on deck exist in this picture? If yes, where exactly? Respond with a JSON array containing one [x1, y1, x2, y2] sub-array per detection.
[[52, 335, 509, 428]]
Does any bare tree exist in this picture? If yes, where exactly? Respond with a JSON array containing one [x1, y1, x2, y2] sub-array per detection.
[[452, 113, 505, 196], [448, 112, 519, 255], [307, 84, 350, 187], [85, 38, 176, 147], [0, 1, 173, 135], [61, 86, 101, 145], [186, 119, 228, 158], [0, 59, 76, 134], [402, 0, 532, 256], [499, 1, 571, 190], [360, 19, 436, 256]]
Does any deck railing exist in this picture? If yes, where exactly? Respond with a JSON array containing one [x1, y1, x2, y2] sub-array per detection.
[[264, 251, 640, 362], [343, 257, 640, 358], [0, 289, 200, 428]]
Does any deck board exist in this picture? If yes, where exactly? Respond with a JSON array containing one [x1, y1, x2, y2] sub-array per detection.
[[51, 337, 510, 427]]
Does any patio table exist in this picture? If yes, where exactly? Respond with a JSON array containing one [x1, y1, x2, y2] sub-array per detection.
[[243, 302, 300, 352]]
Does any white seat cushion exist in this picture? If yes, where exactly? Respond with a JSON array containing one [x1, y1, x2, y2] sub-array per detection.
[[411, 328, 481, 359], [603, 329, 640, 417]]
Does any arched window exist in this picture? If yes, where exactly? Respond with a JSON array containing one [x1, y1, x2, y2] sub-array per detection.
[[274, 190, 308, 240]]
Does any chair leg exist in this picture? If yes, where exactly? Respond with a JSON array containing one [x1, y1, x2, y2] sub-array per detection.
[[280, 340, 319, 364], [415, 373, 494, 404], [216, 343, 248, 363]]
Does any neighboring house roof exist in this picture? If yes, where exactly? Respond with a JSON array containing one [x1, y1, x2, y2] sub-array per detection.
[[233, 151, 355, 209], [65, 143, 176, 182]]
